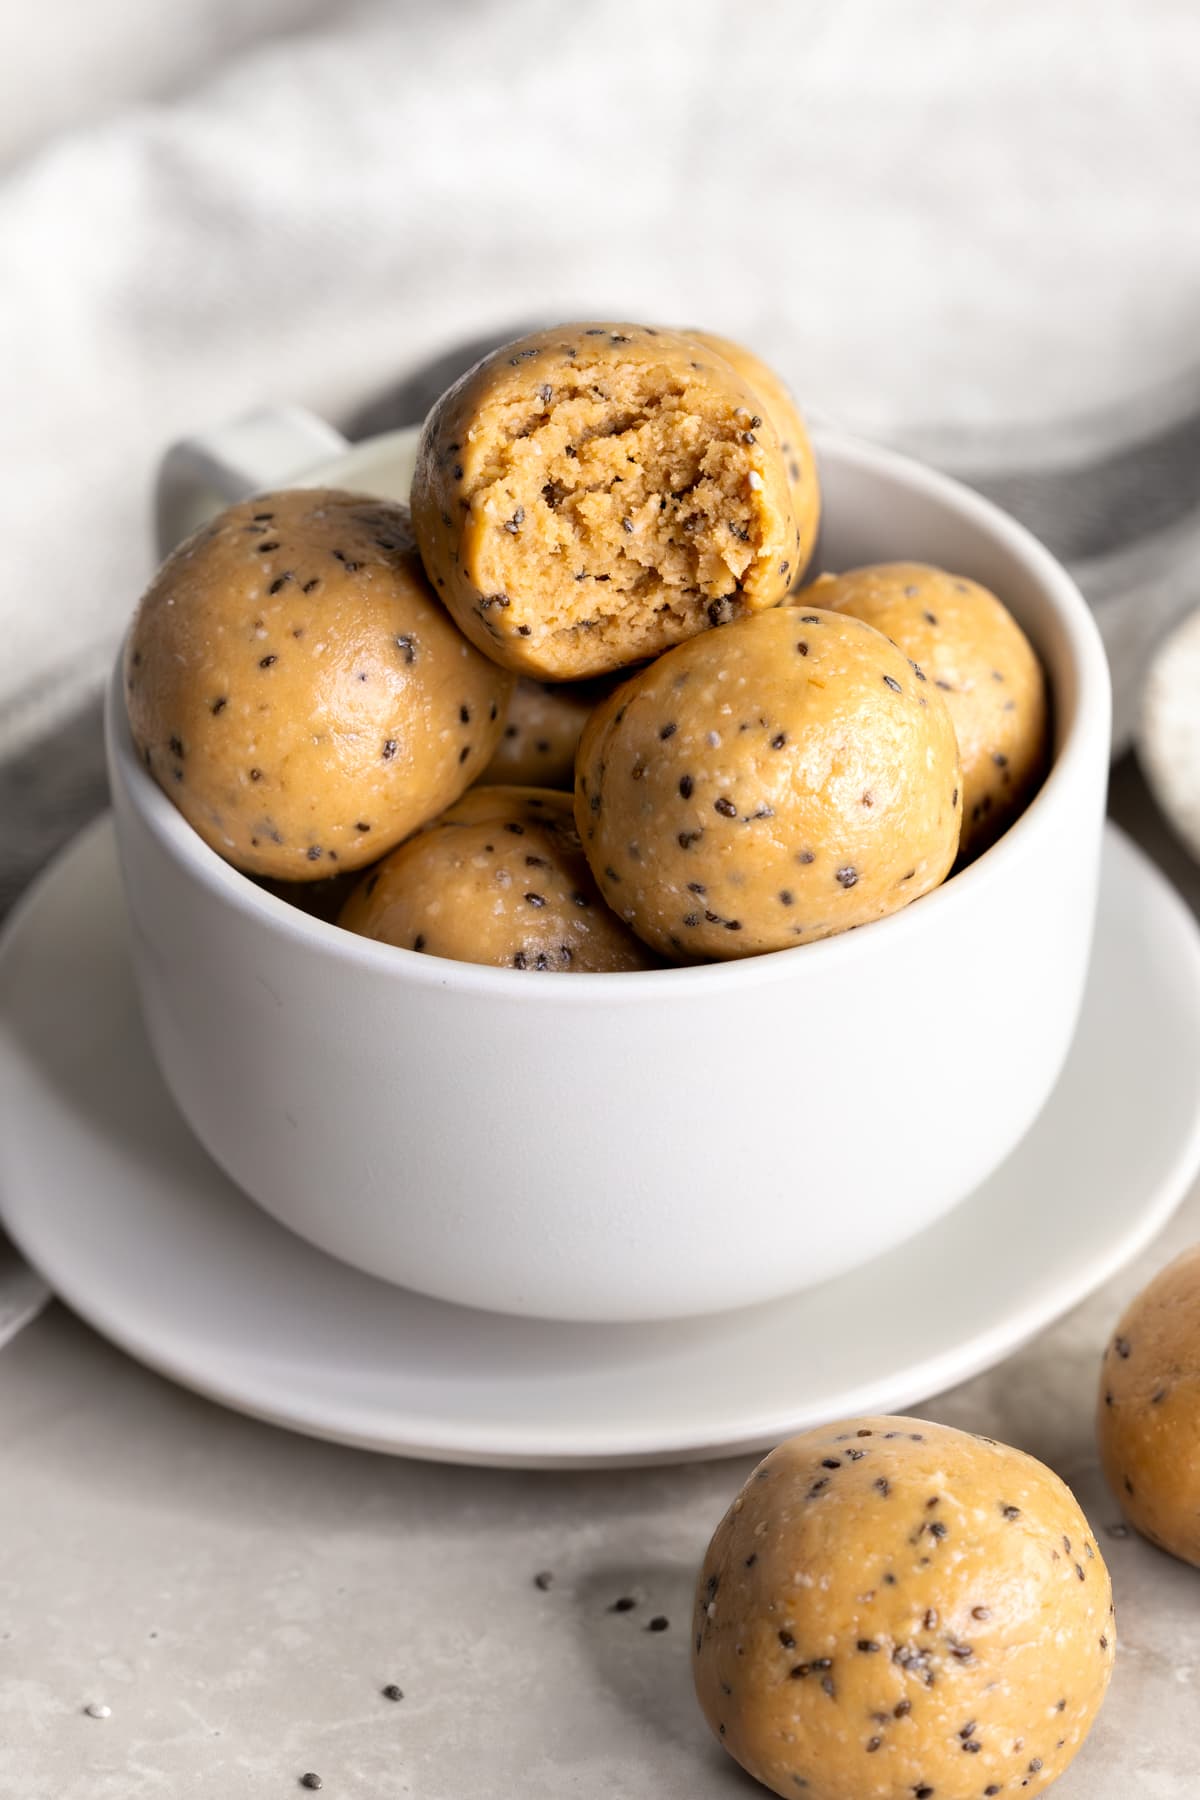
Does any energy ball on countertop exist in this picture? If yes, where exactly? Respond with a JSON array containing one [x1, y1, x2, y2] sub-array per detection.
[[124, 490, 514, 881], [686, 330, 820, 585], [478, 674, 623, 791], [693, 1417, 1114, 1800], [798, 563, 1049, 860], [575, 608, 961, 960], [338, 786, 658, 972], [1097, 1245, 1200, 1566], [410, 323, 800, 681]]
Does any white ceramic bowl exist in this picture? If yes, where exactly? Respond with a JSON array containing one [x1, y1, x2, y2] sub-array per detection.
[[107, 416, 1111, 1323]]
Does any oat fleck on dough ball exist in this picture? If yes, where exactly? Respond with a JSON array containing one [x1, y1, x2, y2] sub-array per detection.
[[338, 786, 657, 972], [693, 1417, 1114, 1800], [124, 489, 513, 881], [410, 323, 800, 681], [575, 607, 961, 960], [798, 563, 1049, 859], [686, 329, 820, 585], [1097, 1245, 1200, 1566]]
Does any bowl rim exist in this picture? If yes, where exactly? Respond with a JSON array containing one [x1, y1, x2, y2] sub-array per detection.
[[107, 426, 1112, 1004]]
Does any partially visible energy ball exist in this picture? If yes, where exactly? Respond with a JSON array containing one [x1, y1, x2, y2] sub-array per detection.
[[575, 607, 961, 959], [1097, 1245, 1200, 1566], [339, 786, 657, 972], [686, 329, 820, 584], [693, 1418, 1114, 1800], [125, 490, 512, 880], [478, 674, 620, 791], [797, 563, 1048, 860], [410, 323, 800, 680]]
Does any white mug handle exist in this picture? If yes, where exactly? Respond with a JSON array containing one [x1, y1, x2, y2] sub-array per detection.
[[154, 405, 349, 557]]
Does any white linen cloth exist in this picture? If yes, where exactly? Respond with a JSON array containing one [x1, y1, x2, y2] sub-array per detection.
[[3, 0, 1200, 774]]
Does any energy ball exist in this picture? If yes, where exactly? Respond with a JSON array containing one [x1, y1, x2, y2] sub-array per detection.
[[693, 1417, 1114, 1800], [1097, 1245, 1200, 1566], [798, 563, 1049, 860], [687, 329, 820, 585], [124, 490, 513, 881], [338, 786, 657, 972], [478, 674, 619, 790], [410, 322, 800, 681], [575, 608, 961, 960]]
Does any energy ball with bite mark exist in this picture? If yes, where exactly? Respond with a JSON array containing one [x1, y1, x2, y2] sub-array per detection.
[[1097, 1245, 1200, 1566], [478, 674, 622, 791], [575, 608, 961, 960], [410, 323, 800, 681], [798, 562, 1049, 860], [125, 490, 513, 882], [686, 329, 820, 585], [338, 786, 657, 972], [693, 1417, 1114, 1800]]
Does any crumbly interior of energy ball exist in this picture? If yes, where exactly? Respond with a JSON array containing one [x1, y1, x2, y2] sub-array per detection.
[[468, 366, 776, 659]]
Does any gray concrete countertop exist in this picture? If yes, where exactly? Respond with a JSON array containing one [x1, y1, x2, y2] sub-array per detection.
[[2, 763, 1198, 1800]]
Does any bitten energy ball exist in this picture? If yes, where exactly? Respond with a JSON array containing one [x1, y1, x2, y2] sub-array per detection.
[[410, 323, 800, 681], [575, 608, 961, 960], [338, 786, 657, 972], [799, 563, 1048, 859], [693, 1418, 1114, 1800], [124, 490, 513, 881], [478, 675, 620, 790], [1097, 1245, 1200, 1566], [687, 330, 820, 585]]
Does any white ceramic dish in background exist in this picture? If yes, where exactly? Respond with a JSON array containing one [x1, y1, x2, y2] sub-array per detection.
[[105, 414, 1111, 1324], [1, 819, 1197, 1467]]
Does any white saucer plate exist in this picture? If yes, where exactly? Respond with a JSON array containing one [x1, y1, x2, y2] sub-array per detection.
[[1, 818, 1199, 1468]]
